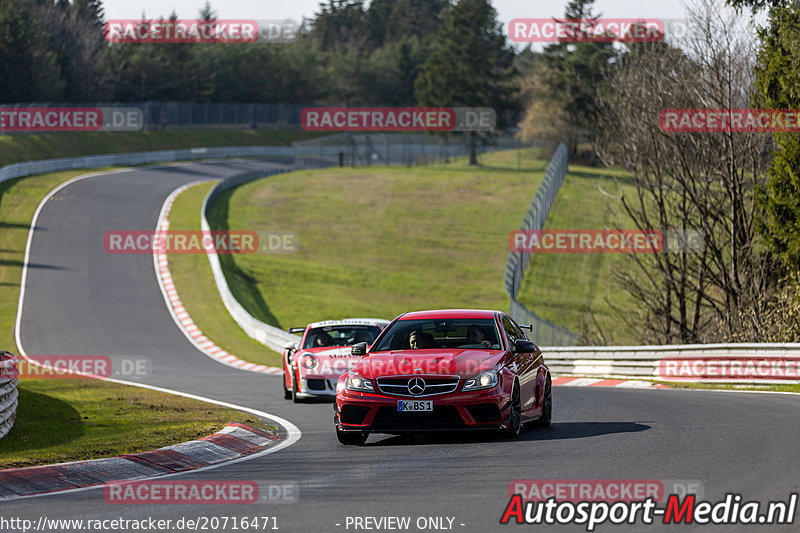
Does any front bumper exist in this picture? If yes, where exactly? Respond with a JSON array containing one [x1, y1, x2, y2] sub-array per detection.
[[334, 385, 511, 434], [296, 377, 338, 398]]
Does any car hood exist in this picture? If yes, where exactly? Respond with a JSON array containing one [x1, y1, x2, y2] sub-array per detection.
[[352, 349, 503, 380]]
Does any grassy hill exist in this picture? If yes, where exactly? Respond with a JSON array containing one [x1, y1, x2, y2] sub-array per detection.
[[208, 150, 549, 329], [0, 127, 322, 167]]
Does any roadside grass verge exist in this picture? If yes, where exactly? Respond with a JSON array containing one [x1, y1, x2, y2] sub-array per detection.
[[210, 151, 548, 329], [656, 380, 800, 393], [0, 128, 321, 166], [0, 379, 272, 468], [516, 166, 642, 345], [166, 182, 283, 367]]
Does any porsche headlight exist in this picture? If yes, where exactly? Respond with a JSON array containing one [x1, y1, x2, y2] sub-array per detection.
[[300, 353, 318, 369], [345, 372, 374, 392], [463, 370, 499, 391]]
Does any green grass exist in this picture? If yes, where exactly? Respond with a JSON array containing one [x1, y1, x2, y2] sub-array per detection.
[[657, 381, 800, 393], [166, 182, 283, 367], [0, 128, 322, 167], [209, 148, 548, 330], [516, 166, 642, 345], [0, 379, 274, 468]]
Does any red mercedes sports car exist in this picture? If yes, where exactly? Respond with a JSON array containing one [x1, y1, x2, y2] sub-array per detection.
[[283, 318, 390, 402], [333, 309, 552, 445]]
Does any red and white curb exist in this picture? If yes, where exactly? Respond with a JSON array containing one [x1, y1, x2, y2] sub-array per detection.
[[0, 423, 279, 500], [553, 376, 668, 389], [154, 182, 283, 375]]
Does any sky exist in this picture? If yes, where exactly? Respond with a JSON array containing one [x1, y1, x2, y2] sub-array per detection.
[[100, 0, 760, 28]]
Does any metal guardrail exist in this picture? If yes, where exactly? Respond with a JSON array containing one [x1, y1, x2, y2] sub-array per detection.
[[0, 351, 20, 440], [0, 146, 295, 186], [504, 142, 579, 345], [201, 169, 302, 354], [545, 344, 800, 384]]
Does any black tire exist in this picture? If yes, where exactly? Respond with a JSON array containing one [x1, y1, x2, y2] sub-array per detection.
[[534, 377, 552, 427], [283, 372, 292, 400], [503, 382, 522, 438], [291, 374, 301, 403], [336, 426, 368, 445]]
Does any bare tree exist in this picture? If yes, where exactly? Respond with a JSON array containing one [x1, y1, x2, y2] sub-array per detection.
[[594, 0, 775, 343]]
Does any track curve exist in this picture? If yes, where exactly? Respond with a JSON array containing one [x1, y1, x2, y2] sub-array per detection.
[[5, 161, 800, 532]]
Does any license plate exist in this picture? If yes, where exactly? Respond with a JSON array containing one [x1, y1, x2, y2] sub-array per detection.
[[398, 400, 433, 412]]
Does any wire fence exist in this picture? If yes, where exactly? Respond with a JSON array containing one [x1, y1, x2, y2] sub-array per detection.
[[504, 142, 579, 346], [0, 102, 304, 132], [292, 133, 527, 168]]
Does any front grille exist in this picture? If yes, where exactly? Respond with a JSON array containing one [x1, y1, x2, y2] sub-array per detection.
[[466, 403, 501, 424], [371, 406, 464, 430], [340, 405, 370, 424], [306, 378, 328, 391], [376, 376, 460, 397]]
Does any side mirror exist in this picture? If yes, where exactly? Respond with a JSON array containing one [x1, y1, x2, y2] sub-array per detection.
[[351, 342, 367, 356], [514, 339, 537, 353], [283, 342, 298, 351]]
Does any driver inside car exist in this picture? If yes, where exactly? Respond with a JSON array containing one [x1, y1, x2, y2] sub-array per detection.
[[409, 330, 434, 349], [466, 325, 492, 348]]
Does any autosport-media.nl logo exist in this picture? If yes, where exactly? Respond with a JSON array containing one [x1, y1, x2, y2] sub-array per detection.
[[300, 107, 496, 132], [104, 19, 298, 44], [0, 355, 151, 380], [501, 479, 799, 530], [0, 107, 143, 132], [104, 230, 298, 255], [508, 229, 704, 254]]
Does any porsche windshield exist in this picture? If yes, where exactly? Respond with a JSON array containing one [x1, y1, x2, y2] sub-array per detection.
[[371, 318, 502, 352], [302, 325, 382, 349]]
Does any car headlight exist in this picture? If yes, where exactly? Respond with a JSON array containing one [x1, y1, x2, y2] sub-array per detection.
[[463, 370, 499, 391], [345, 372, 374, 392], [300, 353, 318, 369]]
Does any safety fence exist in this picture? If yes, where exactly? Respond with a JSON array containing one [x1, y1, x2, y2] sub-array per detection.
[[545, 343, 800, 384], [292, 133, 524, 168], [504, 142, 579, 345], [0, 102, 304, 132], [201, 169, 302, 354], [0, 352, 19, 440]]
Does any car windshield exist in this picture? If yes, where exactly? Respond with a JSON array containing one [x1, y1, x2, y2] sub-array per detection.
[[302, 325, 382, 349], [371, 318, 501, 352]]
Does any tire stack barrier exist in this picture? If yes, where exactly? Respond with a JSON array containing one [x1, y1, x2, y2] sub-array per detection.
[[0, 351, 20, 440]]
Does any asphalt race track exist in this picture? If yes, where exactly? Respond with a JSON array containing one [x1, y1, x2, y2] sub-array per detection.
[[5, 161, 800, 532]]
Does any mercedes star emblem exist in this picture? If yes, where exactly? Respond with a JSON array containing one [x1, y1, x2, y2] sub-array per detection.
[[408, 377, 426, 395]]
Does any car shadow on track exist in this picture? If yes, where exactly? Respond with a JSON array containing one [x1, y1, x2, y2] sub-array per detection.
[[366, 421, 652, 447]]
